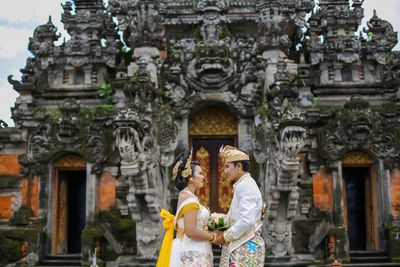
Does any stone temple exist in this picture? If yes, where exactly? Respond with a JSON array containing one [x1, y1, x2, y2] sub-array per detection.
[[1, 0, 400, 266]]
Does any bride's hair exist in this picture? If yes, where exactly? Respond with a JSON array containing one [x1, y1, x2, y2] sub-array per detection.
[[173, 149, 200, 190]]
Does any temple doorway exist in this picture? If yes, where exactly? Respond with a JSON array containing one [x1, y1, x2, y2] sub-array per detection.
[[189, 108, 238, 213], [51, 155, 87, 254], [342, 152, 378, 251]]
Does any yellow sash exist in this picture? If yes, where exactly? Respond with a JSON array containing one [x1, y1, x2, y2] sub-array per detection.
[[156, 209, 175, 267], [156, 201, 200, 267]]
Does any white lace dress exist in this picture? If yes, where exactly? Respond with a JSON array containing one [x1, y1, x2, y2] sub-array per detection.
[[169, 197, 213, 267]]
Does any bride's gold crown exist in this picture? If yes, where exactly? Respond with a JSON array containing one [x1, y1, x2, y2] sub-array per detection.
[[219, 145, 249, 163], [172, 148, 193, 180]]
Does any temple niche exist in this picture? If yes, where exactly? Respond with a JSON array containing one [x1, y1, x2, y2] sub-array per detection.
[[1, 0, 400, 266]]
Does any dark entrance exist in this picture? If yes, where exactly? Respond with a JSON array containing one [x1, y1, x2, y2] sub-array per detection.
[[63, 170, 86, 253], [189, 107, 238, 213], [192, 138, 235, 212], [343, 167, 371, 250], [53, 170, 86, 254]]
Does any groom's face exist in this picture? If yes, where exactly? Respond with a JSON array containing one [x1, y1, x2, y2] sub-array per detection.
[[224, 162, 241, 182]]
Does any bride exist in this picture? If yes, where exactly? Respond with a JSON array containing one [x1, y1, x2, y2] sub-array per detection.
[[158, 149, 215, 267]]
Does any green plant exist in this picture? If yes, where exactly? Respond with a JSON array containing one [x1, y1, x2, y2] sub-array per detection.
[[219, 25, 229, 39], [160, 92, 171, 105], [194, 26, 202, 40], [98, 83, 115, 105], [312, 98, 321, 104], [293, 77, 306, 87]]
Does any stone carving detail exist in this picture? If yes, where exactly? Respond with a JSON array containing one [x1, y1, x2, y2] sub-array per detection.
[[160, 19, 263, 115], [252, 62, 307, 256], [305, 0, 364, 66], [113, 106, 166, 258], [113, 60, 176, 256], [257, 0, 314, 53], [26, 99, 106, 166], [28, 17, 60, 56], [6, 0, 400, 264], [109, 0, 164, 49], [364, 10, 398, 64], [318, 96, 400, 168], [382, 51, 400, 88]]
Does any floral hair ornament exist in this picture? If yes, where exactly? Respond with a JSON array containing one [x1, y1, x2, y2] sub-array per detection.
[[219, 145, 250, 164], [180, 148, 193, 178], [172, 161, 182, 180]]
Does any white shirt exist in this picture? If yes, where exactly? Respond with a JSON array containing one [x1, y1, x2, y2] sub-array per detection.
[[223, 173, 263, 252]]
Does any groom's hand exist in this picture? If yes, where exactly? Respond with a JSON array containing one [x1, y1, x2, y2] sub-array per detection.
[[213, 230, 227, 245]]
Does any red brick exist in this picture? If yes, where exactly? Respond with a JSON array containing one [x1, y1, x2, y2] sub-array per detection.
[[313, 167, 333, 212], [0, 155, 21, 177], [390, 169, 400, 217], [98, 172, 116, 211]]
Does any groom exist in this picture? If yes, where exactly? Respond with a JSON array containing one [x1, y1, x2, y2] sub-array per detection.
[[214, 145, 265, 267]]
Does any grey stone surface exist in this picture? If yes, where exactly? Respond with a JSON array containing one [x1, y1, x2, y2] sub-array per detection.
[[1, 0, 400, 265]]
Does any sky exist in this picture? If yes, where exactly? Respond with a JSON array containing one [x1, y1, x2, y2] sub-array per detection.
[[0, 1, 399, 127]]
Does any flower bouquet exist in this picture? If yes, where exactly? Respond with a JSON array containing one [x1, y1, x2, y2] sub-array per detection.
[[208, 212, 230, 231]]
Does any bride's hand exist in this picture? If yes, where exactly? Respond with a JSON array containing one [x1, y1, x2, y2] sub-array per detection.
[[212, 230, 227, 245]]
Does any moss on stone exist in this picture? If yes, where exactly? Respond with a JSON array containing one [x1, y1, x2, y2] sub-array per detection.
[[82, 226, 103, 242], [119, 219, 135, 229], [0, 228, 41, 263], [97, 209, 121, 223], [249, 155, 260, 186], [116, 191, 128, 200], [0, 176, 21, 189], [193, 26, 202, 41], [0, 131, 11, 139], [386, 224, 400, 259], [0, 235, 23, 263], [327, 226, 346, 235], [10, 207, 34, 226]]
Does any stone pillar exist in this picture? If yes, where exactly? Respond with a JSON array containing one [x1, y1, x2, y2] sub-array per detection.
[[331, 161, 349, 260], [238, 117, 252, 153], [376, 159, 392, 250], [86, 162, 97, 223], [332, 161, 344, 227]]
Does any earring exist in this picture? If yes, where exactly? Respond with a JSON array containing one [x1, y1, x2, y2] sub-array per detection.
[[188, 178, 194, 183]]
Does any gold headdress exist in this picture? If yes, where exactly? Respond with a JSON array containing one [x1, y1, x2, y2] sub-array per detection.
[[219, 145, 250, 164], [172, 149, 193, 180], [172, 161, 182, 180]]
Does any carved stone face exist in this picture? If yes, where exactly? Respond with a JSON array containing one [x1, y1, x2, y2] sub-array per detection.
[[280, 126, 306, 160], [187, 48, 235, 89], [29, 136, 49, 160], [342, 108, 373, 142], [56, 117, 78, 143], [322, 131, 345, 159]]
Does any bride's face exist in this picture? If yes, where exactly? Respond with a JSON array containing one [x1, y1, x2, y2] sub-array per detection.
[[191, 165, 205, 189]]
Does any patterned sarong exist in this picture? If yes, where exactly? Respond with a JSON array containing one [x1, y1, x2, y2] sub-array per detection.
[[220, 229, 265, 267]]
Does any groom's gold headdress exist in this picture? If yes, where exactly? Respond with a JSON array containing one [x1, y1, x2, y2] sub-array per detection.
[[219, 145, 249, 163]]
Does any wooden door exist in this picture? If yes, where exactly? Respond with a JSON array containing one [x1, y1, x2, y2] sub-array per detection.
[[192, 138, 235, 212], [189, 107, 238, 213], [342, 151, 378, 251], [51, 155, 86, 254]]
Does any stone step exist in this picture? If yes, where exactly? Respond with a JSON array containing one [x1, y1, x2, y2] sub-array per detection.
[[119, 257, 157, 267], [349, 250, 390, 264], [349, 250, 388, 257], [39, 254, 81, 266], [44, 253, 81, 259], [350, 256, 390, 263], [39, 261, 81, 266]]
